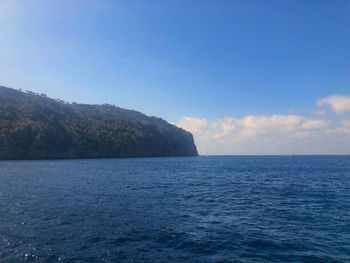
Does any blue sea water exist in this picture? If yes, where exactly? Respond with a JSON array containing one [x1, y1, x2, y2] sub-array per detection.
[[0, 156, 349, 262]]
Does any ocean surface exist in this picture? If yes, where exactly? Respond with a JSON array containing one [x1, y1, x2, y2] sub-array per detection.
[[0, 156, 349, 262]]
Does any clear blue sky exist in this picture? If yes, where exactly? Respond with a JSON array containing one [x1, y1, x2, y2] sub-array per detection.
[[1, 1, 350, 154], [1, 0, 349, 121]]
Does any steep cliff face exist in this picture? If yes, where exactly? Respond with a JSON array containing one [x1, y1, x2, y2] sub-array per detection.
[[0, 86, 198, 160]]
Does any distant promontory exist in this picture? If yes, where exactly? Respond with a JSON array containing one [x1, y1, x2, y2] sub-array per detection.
[[0, 86, 198, 160]]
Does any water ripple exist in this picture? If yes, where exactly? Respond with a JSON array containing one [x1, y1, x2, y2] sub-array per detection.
[[0, 156, 349, 262]]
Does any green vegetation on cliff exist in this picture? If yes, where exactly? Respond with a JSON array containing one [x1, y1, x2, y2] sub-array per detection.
[[0, 86, 198, 160]]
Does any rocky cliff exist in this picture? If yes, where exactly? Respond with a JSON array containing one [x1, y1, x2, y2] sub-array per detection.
[[0, 86, 198, 160]]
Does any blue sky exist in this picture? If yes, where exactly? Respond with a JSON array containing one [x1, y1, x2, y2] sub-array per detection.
[[1, 1, 350, 154]]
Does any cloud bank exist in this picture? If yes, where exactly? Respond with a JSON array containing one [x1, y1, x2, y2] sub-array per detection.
[[175, 95, 350, 155], [317, 95, 350, 114]]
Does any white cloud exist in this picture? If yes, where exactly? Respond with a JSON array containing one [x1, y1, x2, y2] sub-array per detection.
[[174, 94, 350, 154], [174, 114, 349, 155], [326, 120, 350, 135], [317, 95, 350, 114], [301, 120, 328, 130], [176, 117, 207, 134], [212, 118, 236, 138], [211, 115, 328, 139]]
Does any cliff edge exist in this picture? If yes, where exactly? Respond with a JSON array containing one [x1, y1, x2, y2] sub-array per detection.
[[0, 86, 198, 160]]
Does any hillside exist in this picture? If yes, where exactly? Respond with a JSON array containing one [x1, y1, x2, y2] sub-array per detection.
[[0, 86, 198, 160]]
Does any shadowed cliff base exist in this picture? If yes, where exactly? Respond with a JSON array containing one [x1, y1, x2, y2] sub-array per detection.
[[0, 86, 198, 160]]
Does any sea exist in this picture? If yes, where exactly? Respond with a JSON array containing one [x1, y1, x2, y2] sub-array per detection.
[[0, 156, 349, 262]]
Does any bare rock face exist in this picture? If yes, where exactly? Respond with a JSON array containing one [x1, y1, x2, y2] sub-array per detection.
[[0, 86, 198, 160]]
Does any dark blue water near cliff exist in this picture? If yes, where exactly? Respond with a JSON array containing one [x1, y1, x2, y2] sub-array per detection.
[[0, 156, 350, 262]]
